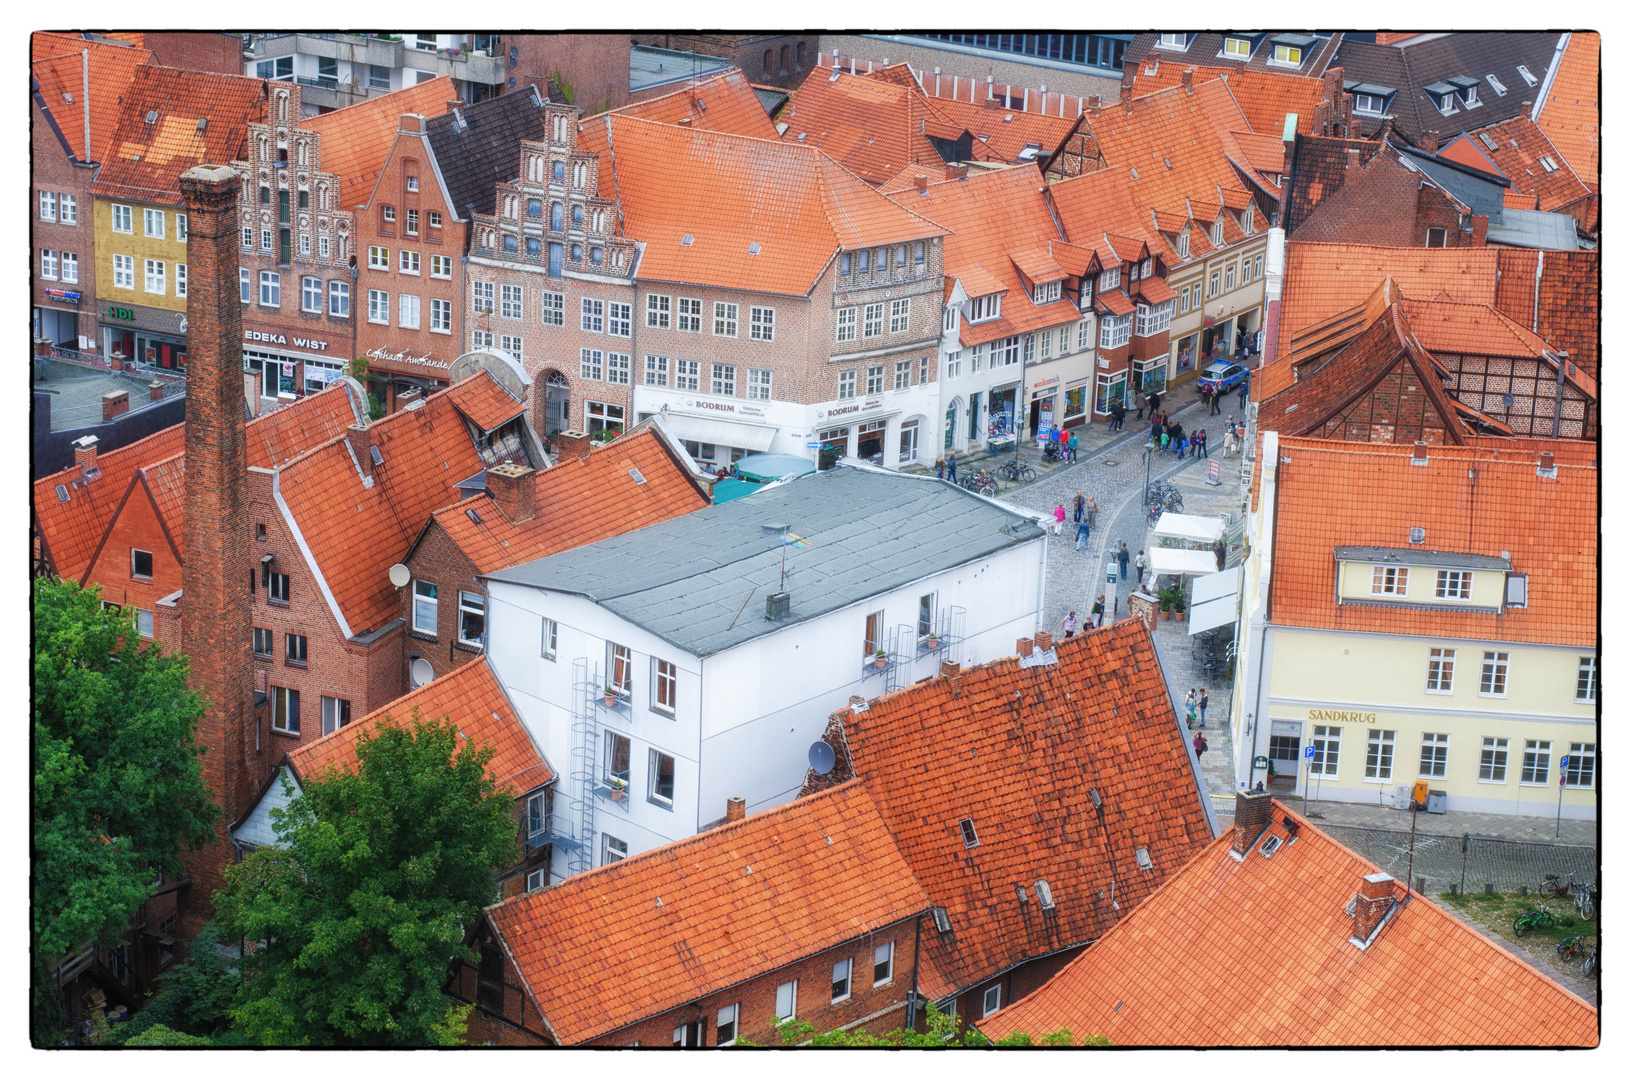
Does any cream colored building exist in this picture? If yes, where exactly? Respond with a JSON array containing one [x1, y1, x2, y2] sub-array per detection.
[[1229, 432, 1597, 820]]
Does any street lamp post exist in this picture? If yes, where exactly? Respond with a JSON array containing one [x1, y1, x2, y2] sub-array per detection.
[[1143, 439, 1155, 506]]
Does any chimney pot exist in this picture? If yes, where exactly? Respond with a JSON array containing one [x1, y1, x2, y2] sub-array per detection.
[[346, 423, 374, 477], [102, 389, 130, 422], [726, 796, 746, 823], [149, 379, 165, 402], [1017, 636, 1034, 657], [914, 173, 929, 192], [1230, 790, 1275, 858], [1519, 100, 1532, 120], [1352, 872, 1396, 944], [1421, 129, 1440, 153], [1034, 629, 1053, 651], [1539, 451, 1555, 471], [73, 435, 99, 470], [1181, 68, 1194, 93], [486, 459, 537, 523], [554, 429, 594, 460]]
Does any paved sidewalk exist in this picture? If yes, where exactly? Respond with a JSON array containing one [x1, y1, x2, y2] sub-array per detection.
[[1293, 799, 1597, 845]]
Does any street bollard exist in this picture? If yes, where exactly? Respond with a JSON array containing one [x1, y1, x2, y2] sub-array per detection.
[[1520, 885, 1528, 897], [1485, 883, 1495, 897], [1416, 876, 1427, 895]]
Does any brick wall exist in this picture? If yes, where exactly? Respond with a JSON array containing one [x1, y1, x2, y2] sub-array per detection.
[[401, 518, 487, 682], [630, 34, 820, 89], [82, 474, 181, 621], [508, 34, 631, 114], [1415, 184, 1481, 247], [32, 95, 98, 348], [132, 33, 244, 76]]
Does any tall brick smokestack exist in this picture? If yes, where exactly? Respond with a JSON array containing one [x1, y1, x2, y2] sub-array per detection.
[[177, 164, 252, 933]]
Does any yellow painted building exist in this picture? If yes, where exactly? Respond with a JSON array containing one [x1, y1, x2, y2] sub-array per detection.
[[92, 195, 192, 369], [1229, 431, 1597, 820], [1161, 231, 1267, 390]]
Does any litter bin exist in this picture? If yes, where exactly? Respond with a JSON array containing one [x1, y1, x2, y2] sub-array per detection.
[[1426, 790, 1448, 814]]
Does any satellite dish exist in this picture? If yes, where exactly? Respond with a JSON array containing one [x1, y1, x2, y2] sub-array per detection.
[[808, 741, 836, 774], [388, 563, 411, 588], [409, 658, 435, 688]]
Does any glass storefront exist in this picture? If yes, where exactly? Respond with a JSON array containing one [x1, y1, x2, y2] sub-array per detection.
[[1063, 381, 1088, 421], [1175, 332, 1200, 376], [857, 419, 888, 463], [1134, 356, 1167, 397], [1094, 370, 1128, 415], [107, 327, 187, 372], [818, 426, 850, 470]]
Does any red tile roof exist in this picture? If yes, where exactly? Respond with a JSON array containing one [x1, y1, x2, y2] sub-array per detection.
[[598, 115, 946, 296], [486, 779, 928, 1044], [444, 376, 525, 433], [1451, 117, 1592, 215], [435, 425, 710, 575], [576, 66, 778, 171], [31, 33, 153, 163], [288, 657, 551, 796], [89, 64, 266, 204], [981, 799, 1598, 1046], [1269, 437, 1596, 647], [1493, 248, 1600, 380], [825, 619, 1216, 1001], [1534, 32, 1598, 186], [274, 375, 504, 637], [1125, 63, 1327, 137], [780, 65, 948, 184], [303, 77, 458, 211], [930, 96, 1080, 167]]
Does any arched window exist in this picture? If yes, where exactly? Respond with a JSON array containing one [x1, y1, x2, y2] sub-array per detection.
[[529, 155, 544, 182], [797, 41, 807, 67], [764, 49, 773, 73], [781, 45, 789, 70], [551, 202, 564, 230], [592, 209, 605, 233], [553, 115, 569, 143], [572, 162, 587, 189]]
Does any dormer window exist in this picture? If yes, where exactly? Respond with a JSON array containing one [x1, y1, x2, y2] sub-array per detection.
[[1157, 33, 1190, 51], [1447, 76, 1481, 108], [1242, 206, 1255, 233], [1140, 257, 1152, 278], [968, 293, 1002, 323], [1212, 218, 1224, 245], [1272, 44, 1301, 66], [1177, 229, 1190, 259], [1032, 279, 1061, 305], [1097, 266, 1120, 292], [1353, 93, 1387, 115], [1222, 36, 1255, 59], [1371, 566, 1408, 596]]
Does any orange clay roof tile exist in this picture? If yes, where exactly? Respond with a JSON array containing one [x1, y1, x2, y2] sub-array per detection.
[[1495, 249, 1599, 380], [576, 67, 778, 175], [932, 96, 1080, 164], [31, 33, 153, 163], [780, 65, 949, 185], [981, 799, 1598, 1046], [1126, 64, 1327, 137], [486, 779, 928, 1044], [433, 426, 710, 575], [600, 115, 946, 297], [444, 376, 525, 432], [89, 64, 265, 203], [834, 620, 1216, 1001], [1454, 116, 1592, 214], [288, 657, 551, 796], [1269, 438, 1596, 647], [1534, 32, 1598, 186], [304, 77, 458, 211]]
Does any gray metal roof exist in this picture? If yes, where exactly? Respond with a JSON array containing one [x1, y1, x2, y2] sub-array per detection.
[[1333, 546, 1512, 571], [1485, 209, 1580, 251], [630, 45, 732, 93], [484, 466, 1045, 657], [1397, 146, 1507, 219]]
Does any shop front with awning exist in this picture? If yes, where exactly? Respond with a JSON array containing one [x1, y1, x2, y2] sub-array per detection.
[[1187, 566, 1242, 635], [1152, 512, 1227, 544], [1148, 548, 1222, 578], [659, 411, 777, 454]]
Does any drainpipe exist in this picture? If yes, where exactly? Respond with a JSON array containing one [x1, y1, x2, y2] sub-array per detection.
[[82, 50, 91, 162], [906, 914, 922, 1030]]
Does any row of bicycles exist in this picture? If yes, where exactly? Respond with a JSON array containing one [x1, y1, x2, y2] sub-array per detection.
[[953, 459, 1040, 496], [1145, 480, 1184, 524], [1511, 871, 1598, 978]]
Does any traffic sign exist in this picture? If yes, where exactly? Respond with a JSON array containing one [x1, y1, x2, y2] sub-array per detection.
[[1304, 744, 1315, 758]]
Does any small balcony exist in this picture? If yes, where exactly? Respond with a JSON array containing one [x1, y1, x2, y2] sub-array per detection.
[[591, 779, 632, 814]]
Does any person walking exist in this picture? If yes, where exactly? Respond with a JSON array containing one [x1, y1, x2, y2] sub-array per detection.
[[1149, 391, 1162, 414], [1237, 374, 1250, 409], [1087, 495, 1100, 531], [1061, 610, 1078, 638], [1177, 433, 1189, 458], [1068, 430, 1079, 461], [1213, 538, 1226, 571], [1136, 392, 1147, 421], [1198, 688, 1209, 727], [1076, 517, 1091, 550], [946, 454, 958, 483], [1117, 541, 1130, 581], [1184, 689, 1197, 728], [1135, 549, 1148, 588], [1159, 430, 1170, 452], [1199, 428, 1210, 458], [1091, 594, 1106, 627], [935, 455, 945, 480], [1073, 491, 1086, 523], [1053, 503, 1067, 535], [1211, 386, 1222, 414], [1193, 730, 1208, 757]]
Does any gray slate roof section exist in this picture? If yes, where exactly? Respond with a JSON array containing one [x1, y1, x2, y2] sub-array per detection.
[[1485, 209, 1580, 251], [1333, 546, 1512, 571], [1397, 146, 1507, 219], [426, 86, 549, 222], [484, 466, 1045, 657]]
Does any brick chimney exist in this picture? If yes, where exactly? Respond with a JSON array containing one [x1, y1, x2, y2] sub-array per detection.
[[945, 163, 968, 180], [102, 389, 130, 421], [1420, 129, 1439, 153], [73, 435, 98, 470], [1120, 83, 1134, 113], [177, 163, 253, 933], [1034, 629, 1053, 651], [1181, 68, 1194, 94], [397, 386, 422, 408], [554, 429, 594, 459], [726, 796, 746, 823], [1017, 636, 1034, 657], [346, 422, 374, 479], [1471, 214, 1489, 245], [1230, 790, 1275, 858], [1351, 872, 1396, 944], [149, 379, 165, 402], [1519, 100, 1533, 120], [939, 659, 960, 678], [1377, 116, 1395, 145], [914, 173, 929, 192], [486, 459, 536, 523]]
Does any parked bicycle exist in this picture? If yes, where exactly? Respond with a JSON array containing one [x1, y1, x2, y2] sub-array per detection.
[[1556, 936, 1591, 962], [1576, 881, 1598, 921], [1582, 944, 1598, 978], [1540, 870, 1579, 897], [997, 460, 1037, 483], [1513, 904, 1559, 936], [959, 469, 997, 496]]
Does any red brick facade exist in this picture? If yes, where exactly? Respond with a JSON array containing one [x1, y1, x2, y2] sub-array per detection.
[[400, 520, 485, 683], [31, 93, 97, 348], [131, 32, 243, 75], [507, 34, 631, 114], [629, 34, 820, 90]]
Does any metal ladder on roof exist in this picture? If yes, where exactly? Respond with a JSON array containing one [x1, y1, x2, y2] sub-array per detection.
[[565, 657, 600, 878]]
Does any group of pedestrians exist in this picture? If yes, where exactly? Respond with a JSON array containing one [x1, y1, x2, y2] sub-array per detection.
[[934, 454, 959, 482], [1186, 688, 1211, 758], [1038, 425, 1081, 462]]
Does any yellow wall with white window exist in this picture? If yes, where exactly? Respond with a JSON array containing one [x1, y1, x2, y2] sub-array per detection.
[[94, 197, 188, 315], [1336, 561, 1506, 608], [1262, 627, 1597, 818]]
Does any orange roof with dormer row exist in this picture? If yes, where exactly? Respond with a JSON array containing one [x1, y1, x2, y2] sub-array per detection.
[[31, 33, 153, 164], [431, 424, 710, 576], [274, 373, 511, 638], [288, 657, 551, 797], [486, 779, 928, 1045], [1268, 437, 1596, 647], [598, 115, 946, 297], [828, 619, 1217, 1002], [303, 76, 458, 211], [980, 799, 1597, 1046], [1534, 32, 1598, 186]]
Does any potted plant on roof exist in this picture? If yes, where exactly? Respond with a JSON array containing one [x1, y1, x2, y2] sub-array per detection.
[[874, 649, 888, 670], [603, 684, 618, 708], [1173, 590, 1187, 622], [609, 777, 626, 801], [1159, 587, 1174, 620]]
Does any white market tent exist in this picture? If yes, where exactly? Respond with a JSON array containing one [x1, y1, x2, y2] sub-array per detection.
[[1148, 548, 1220, 577], [1152, 512, 1226, 544], [1188, 566, 1243, 635]]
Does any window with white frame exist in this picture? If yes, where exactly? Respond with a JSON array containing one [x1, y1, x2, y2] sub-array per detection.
[[717, 1004, 738, 1046], [1371, 565, 1408, 595], [399, 293, 420, 328], [946, 350, 962, 378], [831, 958, 852, 1002], [240, 268, 251, 302], [1033, 279, 1062, 304], [775, 980, 798, 1020], [144, 208, 165, 239], [970, 344, 984, 372], [61, 194, 77, 224], [1435, 569, 1471, 599], [1310, 725, 1340, 775], [369, 245, 389, 270], [471, 330, 494, 349], [1208, 269, 1221, 297], [1078, 320, 1093, 351], [1425, 647, 1455, 693], [259, 270, 279, 307], [1479, 737, 1508, 781], [430, 254, 452, 278], [873, 942, 894, 986], [431, 298, 452, 332], [1225, 263, 1237, 291], [602, 833, 628, 865], [1135, 301, 1173, 336], [1040, 328, 1053, 359], [837, 370, 856, 399], [145, 259, 166, 295], [836, 306, 858, 342], [862, 303, 885, 337], [61, 252, 79, 284], [675, 358, 700, 391], [899, 418, 919, 461], [495, 284, 519, 320], [895, 359, 912, 390], [580, 348, 603, 380], [411, 580, 437, 634], [747, 367, 772, 400], [1565, 743, 1596, 788], [646, 294, 671, 328], [329, 281, 349, 317], [713, 302, 738, 336], [1099, 314, 1130, 349], [1023, 334, 1035, 363], [748, 305, 775, 341], [112, 204, 133, 233], [1354, 93, 1387, 115], [608, 302, 632, 337], [1253, 254, 1264, 280], [970, 292, 1003, 320], [39, 191, 56, 221], [865, 364, 884, 395], [653, 658, 677, 714], [677, 297, 703, 332], [1272, 44, 1302, 66], [647, 749, 675, 807], [1419, 733, 1449, 777], [302, 276, 322, 312], [113, 254, 135, 290], [1223, 37, 1251, 58], [539, 617, 557, 660], [981, 985, 1002, 1018], [643, 355, 669, 387], [299, 235, 311, 257], [1364, 728, 1396, 780], [40, 250, 57, 280], [261, 229, 273, 251], [368, 289, 389, 323], [174, 211, 184, 239], [607, 642, 632, 697], [1521, 739, 1550, 784], [889, 298, 911, 332], [471, 280, 493, 312], [996, 336, 1020, 365], [606, 353, 630, 385], [1576, 656, 1596, 702], [404, 207, 419, 235], [1098, 267, 1120, 293], [500, 334, 523, 356], [577, 297, 603, 332], [1479, 651, 1508, 696], [1157, 33, 1188, 49], [712, 363, 736, 396], [271, 686, 300, 733]]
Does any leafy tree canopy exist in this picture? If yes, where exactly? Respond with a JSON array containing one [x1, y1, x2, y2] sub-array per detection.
[[216, 710, 521, 1046], [32, 578, 218, 1040]]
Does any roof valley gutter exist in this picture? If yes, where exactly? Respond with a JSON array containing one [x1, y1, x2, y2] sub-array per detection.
[[1531, 33, 1570, 120], [272, 465, 354, 639]]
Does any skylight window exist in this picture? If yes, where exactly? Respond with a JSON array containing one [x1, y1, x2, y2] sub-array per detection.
[[1539, 156, 1560, 173], [1517, 64, 1538, 86], [959, 818, 979, 848], [1478, 132, 1499, 151], [931, 906, 952, 933], [1034, 880, 1055, 910], [1486, 74, 1507, 96]]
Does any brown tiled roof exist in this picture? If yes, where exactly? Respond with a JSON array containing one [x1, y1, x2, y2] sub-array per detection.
[[1447, 117, 1591, 215], [600, 115, 946, 296], [31, 33, 153, 163], [89, 64, 265, 204], [486, 780, 928, 1045], [288, 657, 551, 797], [303, 77, 458, 211], [1269, 437, 1596, 647], [833, 619, 1216, 1002], [435, 425, 710, 576], [1491, 249, 1599, 380], [981, 799, 1598, 1046], [1533, 32, 1598, 186]]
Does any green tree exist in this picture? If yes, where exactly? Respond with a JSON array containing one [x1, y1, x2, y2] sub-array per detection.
[[107, 923, 242, 1044], [737, 1003, 1106, 1047], [216, 711, 521, 1046], [32, 578, 218, 1043]]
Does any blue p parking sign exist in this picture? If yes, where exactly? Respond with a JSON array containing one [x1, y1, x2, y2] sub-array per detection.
[[1304, 744, 1315, 759]]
